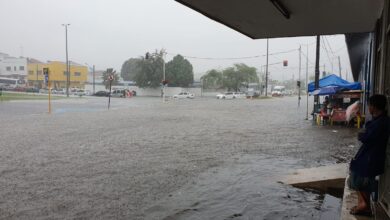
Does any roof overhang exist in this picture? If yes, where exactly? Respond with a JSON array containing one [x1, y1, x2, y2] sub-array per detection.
[[176, 0, 384, 39]]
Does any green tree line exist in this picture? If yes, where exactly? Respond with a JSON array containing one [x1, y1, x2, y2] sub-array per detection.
[[201, 63, 259, 91], [120, 50, 194, 88]]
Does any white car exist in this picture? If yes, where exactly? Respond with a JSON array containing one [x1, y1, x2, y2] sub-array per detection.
[[75, 89, 87, 96], [216, 92, 240, 99], [173, 92, 194, 99], [234, 92, 246, 98]]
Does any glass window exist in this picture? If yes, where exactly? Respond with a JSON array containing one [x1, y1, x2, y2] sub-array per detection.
[[28, 71, 34, 75], [74, 72, 81, 76], [14, 66, 16, 71], [37, 70, 42, 75], [6, 66, 11, 71], [19, 66, 24, 71]]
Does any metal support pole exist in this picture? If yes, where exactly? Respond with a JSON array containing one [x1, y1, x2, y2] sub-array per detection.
[[265, 39, 269, 96], [314, 35, 321, 114], [338, 56, 342, 78], [108, 79, 112, 110], [298, 45, 301, 107], [305, 44, 309, 120]]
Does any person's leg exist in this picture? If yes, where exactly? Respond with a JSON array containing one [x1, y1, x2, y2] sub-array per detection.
[[351, 191, 371, 215], [357, 191, 370, 209]]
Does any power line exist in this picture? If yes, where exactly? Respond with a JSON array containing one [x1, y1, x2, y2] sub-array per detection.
[[324, 36, 335, 56], [166, 48, 298, 60], [299, 50, 315, 65], [321, 36, 334, 71]]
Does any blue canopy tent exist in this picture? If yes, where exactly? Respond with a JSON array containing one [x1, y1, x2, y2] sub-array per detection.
[[307, 74, 362, 93], [310, 86, 344, 96]]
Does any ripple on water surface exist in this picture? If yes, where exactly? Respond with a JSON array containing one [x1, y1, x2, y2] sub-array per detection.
[[145, 155, 340, 220]]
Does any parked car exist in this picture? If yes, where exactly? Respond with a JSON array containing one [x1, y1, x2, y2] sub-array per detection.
[[173, 92, 195, 99], [75, 89, 87, 96], [52, 88, 65, 94], [39, 88, 53, 94], [93, 91, 110, 97], [26, 87, 39, 93]]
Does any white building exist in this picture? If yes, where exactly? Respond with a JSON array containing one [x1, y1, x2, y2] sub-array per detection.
[[0, 52, 28, 80]]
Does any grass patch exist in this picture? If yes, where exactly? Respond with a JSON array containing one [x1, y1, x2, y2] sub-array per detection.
[[0, 92, 66, 101]]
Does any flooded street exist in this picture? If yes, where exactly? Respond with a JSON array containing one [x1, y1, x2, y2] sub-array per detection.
[[0, 96, 359, 219]]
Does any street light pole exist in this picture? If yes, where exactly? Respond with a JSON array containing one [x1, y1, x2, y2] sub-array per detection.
[[62, 24, 70, 97]]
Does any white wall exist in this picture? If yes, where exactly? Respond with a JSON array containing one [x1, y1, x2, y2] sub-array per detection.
[[84, 84, 202, 97], [0, 57, 27, 78]]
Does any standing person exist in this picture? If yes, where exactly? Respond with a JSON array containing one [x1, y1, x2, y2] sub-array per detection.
[[349, 94, 389, 216]]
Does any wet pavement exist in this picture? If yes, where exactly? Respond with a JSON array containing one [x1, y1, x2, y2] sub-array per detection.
[[0, 96, 360, 219]]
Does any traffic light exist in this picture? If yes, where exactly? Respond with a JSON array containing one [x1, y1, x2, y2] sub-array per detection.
[[297, 80, 301, 87], [43, 68, 49, 75], [43, 68, 49, 86], [283, 60, 288, 66], [145, 52, 150, 59]]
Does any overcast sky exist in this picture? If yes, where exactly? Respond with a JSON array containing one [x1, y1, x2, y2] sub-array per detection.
[[0, 0, 352, 81]]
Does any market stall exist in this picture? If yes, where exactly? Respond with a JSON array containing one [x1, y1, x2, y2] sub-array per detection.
[[308, 74, 363, 126]]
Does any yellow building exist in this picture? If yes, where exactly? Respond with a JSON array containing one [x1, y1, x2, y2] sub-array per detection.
[[27, 59, 88, 89]]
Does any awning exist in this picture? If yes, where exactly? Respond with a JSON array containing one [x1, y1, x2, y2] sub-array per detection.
[[175, 0, 383, 39]]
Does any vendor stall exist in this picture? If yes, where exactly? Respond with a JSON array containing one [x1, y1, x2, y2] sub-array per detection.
[[308, 74, 363, 127]]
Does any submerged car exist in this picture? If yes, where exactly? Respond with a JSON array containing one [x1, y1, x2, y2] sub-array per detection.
[[173, 92, 194, 99]]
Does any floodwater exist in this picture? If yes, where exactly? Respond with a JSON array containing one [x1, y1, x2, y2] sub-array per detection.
[[0, 96, 359, 219]]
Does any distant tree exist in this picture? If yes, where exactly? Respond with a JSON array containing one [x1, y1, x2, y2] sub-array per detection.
[[201, 69, 223, 89], [165, 55, 194, 87], [120, 58, 142, 81], [222, 63, 259, 91], [102, 68, 120, 89], [134, 50, 165, 88]]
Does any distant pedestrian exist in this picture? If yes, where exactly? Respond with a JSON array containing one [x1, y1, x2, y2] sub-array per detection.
[[348, 94, 389, 216]]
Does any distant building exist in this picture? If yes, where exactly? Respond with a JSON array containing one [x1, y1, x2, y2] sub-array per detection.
[[0, 52, 28, 80], [27, 60, 88, 89]]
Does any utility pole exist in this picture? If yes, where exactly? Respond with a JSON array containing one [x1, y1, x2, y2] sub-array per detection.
[[305, 44, 309, 120], [162, 49, 166, 103], [36, 64, 39, 91], [298, 45, 302, 107], [93, 65, 95, 94], [338, 56, 342, 78], [323, 64, 326, 77], [314, 36, 321, 114], [62, 24, 70, 97], [265, 39, 269, 96]]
